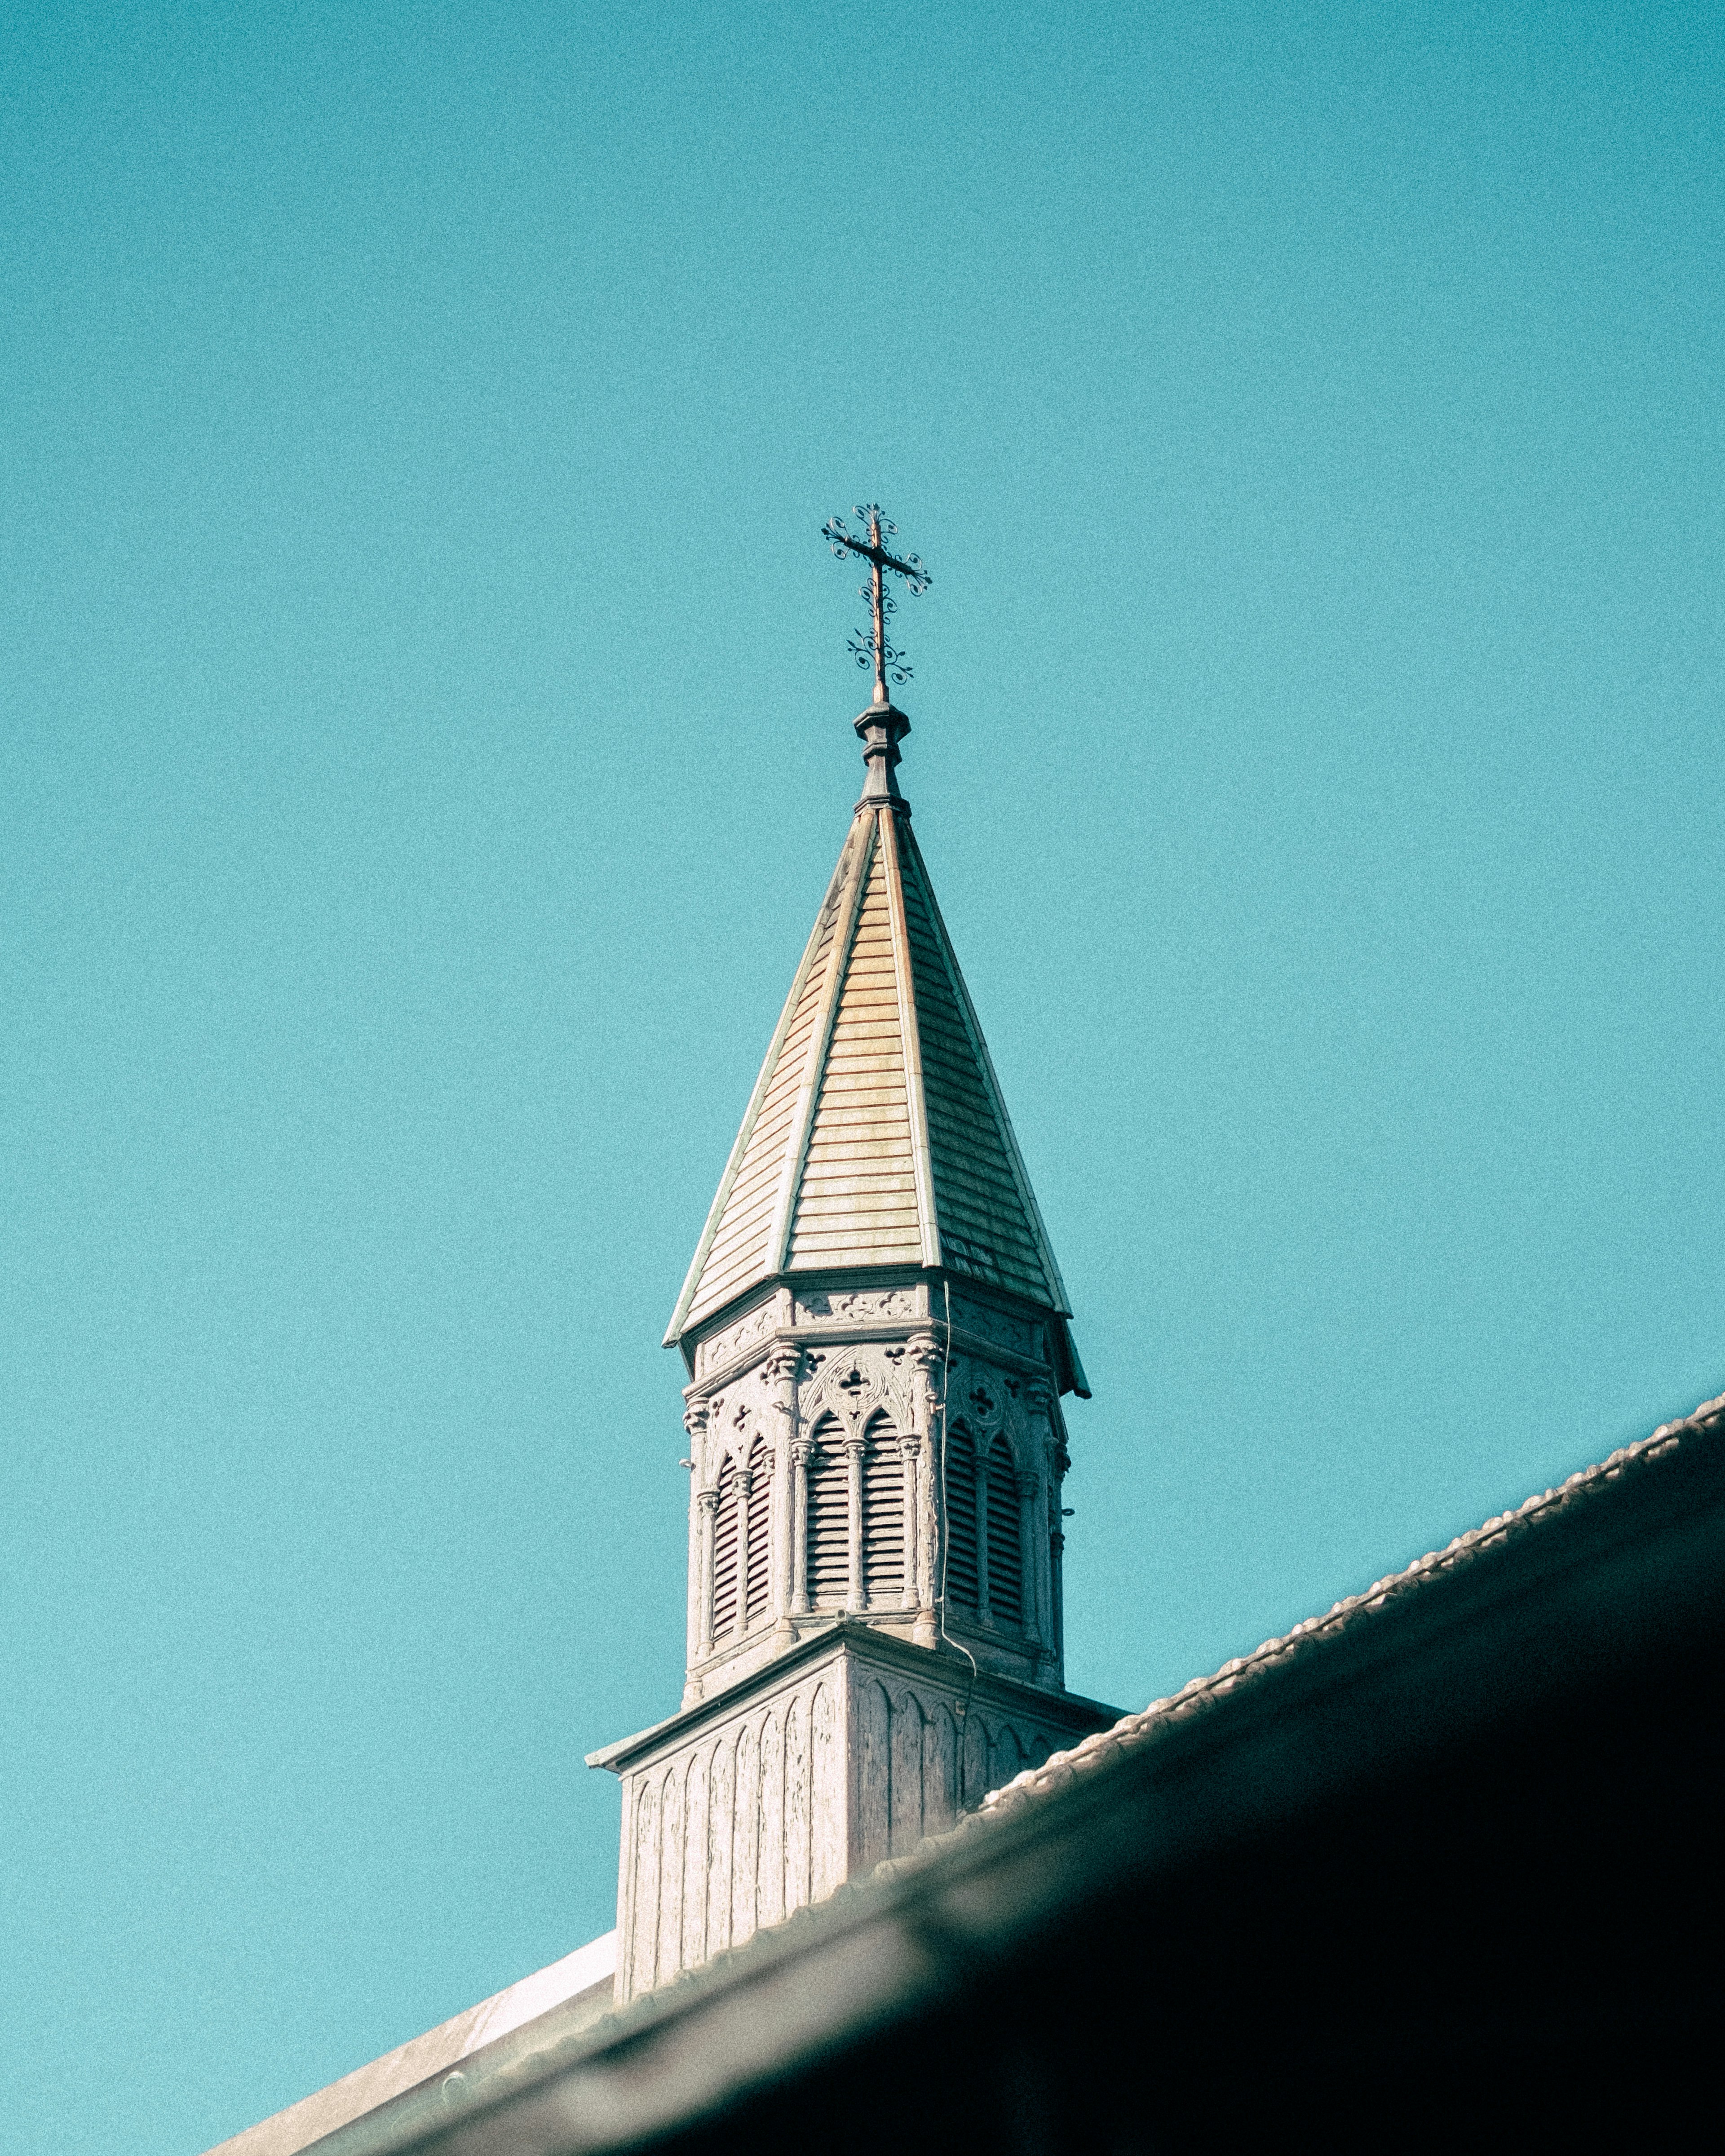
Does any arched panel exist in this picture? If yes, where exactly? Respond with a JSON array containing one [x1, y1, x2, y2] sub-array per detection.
[[986, 1434, 1023, 1627], [732, 1719, 761, 1947], [682, 1744, 710, 1974], [944, 1422, 980, 1613], [657, 1759, 686, 1988], [960, 1708, 990, 1812], [632, 1773, 661, 2001], [922, 1704, 958, 1839], [784, 1691, 811, 1914], [889, 1689, 925, 1857], [758, 1710, 785, 1931], [805, 1418, 849, 1608], [990, 1722, 1025, 1793], [811, 1681, 842, 1899], [712, 1457, 739, 1636], [745, 1437, 772, 1625], [709, 1735, 736, 1957], [857, 1676, 892, 1873]]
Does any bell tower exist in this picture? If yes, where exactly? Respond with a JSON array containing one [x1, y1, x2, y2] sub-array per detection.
[[589, 510, 1116, 2003]]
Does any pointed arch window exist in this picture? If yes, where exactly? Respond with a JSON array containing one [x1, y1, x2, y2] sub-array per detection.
[[745, 1437, 772, 1625], [805, 1418, 849, 1609], [712, 1457, 739, 1637], [944, 1422, 980, 1614], [986, 1435, 1023, 1628], [862, 1416, 904, 1609]]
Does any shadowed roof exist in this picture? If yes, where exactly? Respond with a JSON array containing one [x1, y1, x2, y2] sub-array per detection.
[[666, 799, 1077, 1354]]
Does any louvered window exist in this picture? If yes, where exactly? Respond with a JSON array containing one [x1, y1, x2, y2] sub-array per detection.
[[745, 1439, 771, 1625], [862, 1421, 904, 1608], [986, 1436, 1023, 1628], [944, 1424, 979, 1613], [805, 1423, 850, 1608], [712, 1458, 739, 1637]]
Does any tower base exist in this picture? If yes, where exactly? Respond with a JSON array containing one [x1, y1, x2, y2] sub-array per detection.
[[588, 1622, 1119, 2004]]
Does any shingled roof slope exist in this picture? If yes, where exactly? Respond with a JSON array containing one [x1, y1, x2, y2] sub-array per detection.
[[667, 801, 1074, 1342]]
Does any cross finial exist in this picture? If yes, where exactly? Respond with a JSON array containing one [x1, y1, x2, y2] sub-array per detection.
[[821, 505, 932, 708]]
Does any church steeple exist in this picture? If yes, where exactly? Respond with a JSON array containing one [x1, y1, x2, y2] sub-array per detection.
[[590, 511, 1114, 2005], [665, 720, 1088, 1397], [669, 502, 1085, 1396]]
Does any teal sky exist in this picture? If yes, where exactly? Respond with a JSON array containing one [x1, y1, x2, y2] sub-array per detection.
[[4, 4, 1721, 2150]]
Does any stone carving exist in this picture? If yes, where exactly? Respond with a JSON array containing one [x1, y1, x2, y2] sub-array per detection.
[[795, 1288, 919, 1325], [696, 1298, 778, 1378], [798, 1339, 917, 1437]]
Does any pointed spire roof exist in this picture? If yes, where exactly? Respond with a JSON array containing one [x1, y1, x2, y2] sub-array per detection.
[[668, 715, 1084, 1391]]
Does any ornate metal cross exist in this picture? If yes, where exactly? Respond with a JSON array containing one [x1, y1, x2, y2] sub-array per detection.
[[822, 505, 932, 704]]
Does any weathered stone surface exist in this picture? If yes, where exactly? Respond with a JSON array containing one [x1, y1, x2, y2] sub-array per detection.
[[593, 1626, 1115, 2005]]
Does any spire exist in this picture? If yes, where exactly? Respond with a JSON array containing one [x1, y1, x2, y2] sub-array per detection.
[[666, 508, 1086, 1394]]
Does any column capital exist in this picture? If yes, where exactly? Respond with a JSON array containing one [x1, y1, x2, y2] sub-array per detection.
[[696, 1487, 721, 1517], [906, 1329, 945, 1377], [762, 1342, 801, 1389], [683, 1401, 711, 1439]]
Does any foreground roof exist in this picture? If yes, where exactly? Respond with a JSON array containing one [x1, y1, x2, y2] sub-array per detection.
[[277, 1382, 1725, 2155], [981, 1383, 1725, 1813], [667, 796, 1074, 1343]]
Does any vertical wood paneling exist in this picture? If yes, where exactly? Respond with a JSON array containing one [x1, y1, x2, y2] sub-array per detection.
[[811, 1680, 842, 1899], [784, 1692, 811, 1913], [960, 1710, 990, 1812], [857, 1678, 892, 1873], [923, 1705, 958, 1839], [658, 1762, 686, 1990], [991, 1722, 1025, 1790], [732, 1720, 761, 1946], [633, 1775, 661, 2001], [889, 1690, 924, 1857], [683, 1746, 710, 1974], [758, 1711, 785, 1930], [617, 1663, 1092, 1999], [710, 1735, 735, 1957]]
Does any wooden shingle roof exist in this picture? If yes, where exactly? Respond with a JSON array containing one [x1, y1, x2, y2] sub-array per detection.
[[666, 800, 1076, 1350]]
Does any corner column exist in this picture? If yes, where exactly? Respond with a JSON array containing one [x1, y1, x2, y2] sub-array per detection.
[[845, 1435, 867, 1612], [764, 1344, 801, 1637], [696, 1487, 720, 1658], [907, 1332, 944, 1647], [789, 1437, 811, 1615]]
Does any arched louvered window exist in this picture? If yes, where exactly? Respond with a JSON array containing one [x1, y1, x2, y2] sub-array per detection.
[[943, 1422, 979, 1613], [712, 1457, 739, 1637], [986, 1435, 1023, 1628], [745, 1438, 771, 1625], [805, 1420, 850, 1609], [862, 1418, 904, 1609]]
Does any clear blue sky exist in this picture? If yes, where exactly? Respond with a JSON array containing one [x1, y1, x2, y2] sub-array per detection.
[[3, 4, 1721, 2149]]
